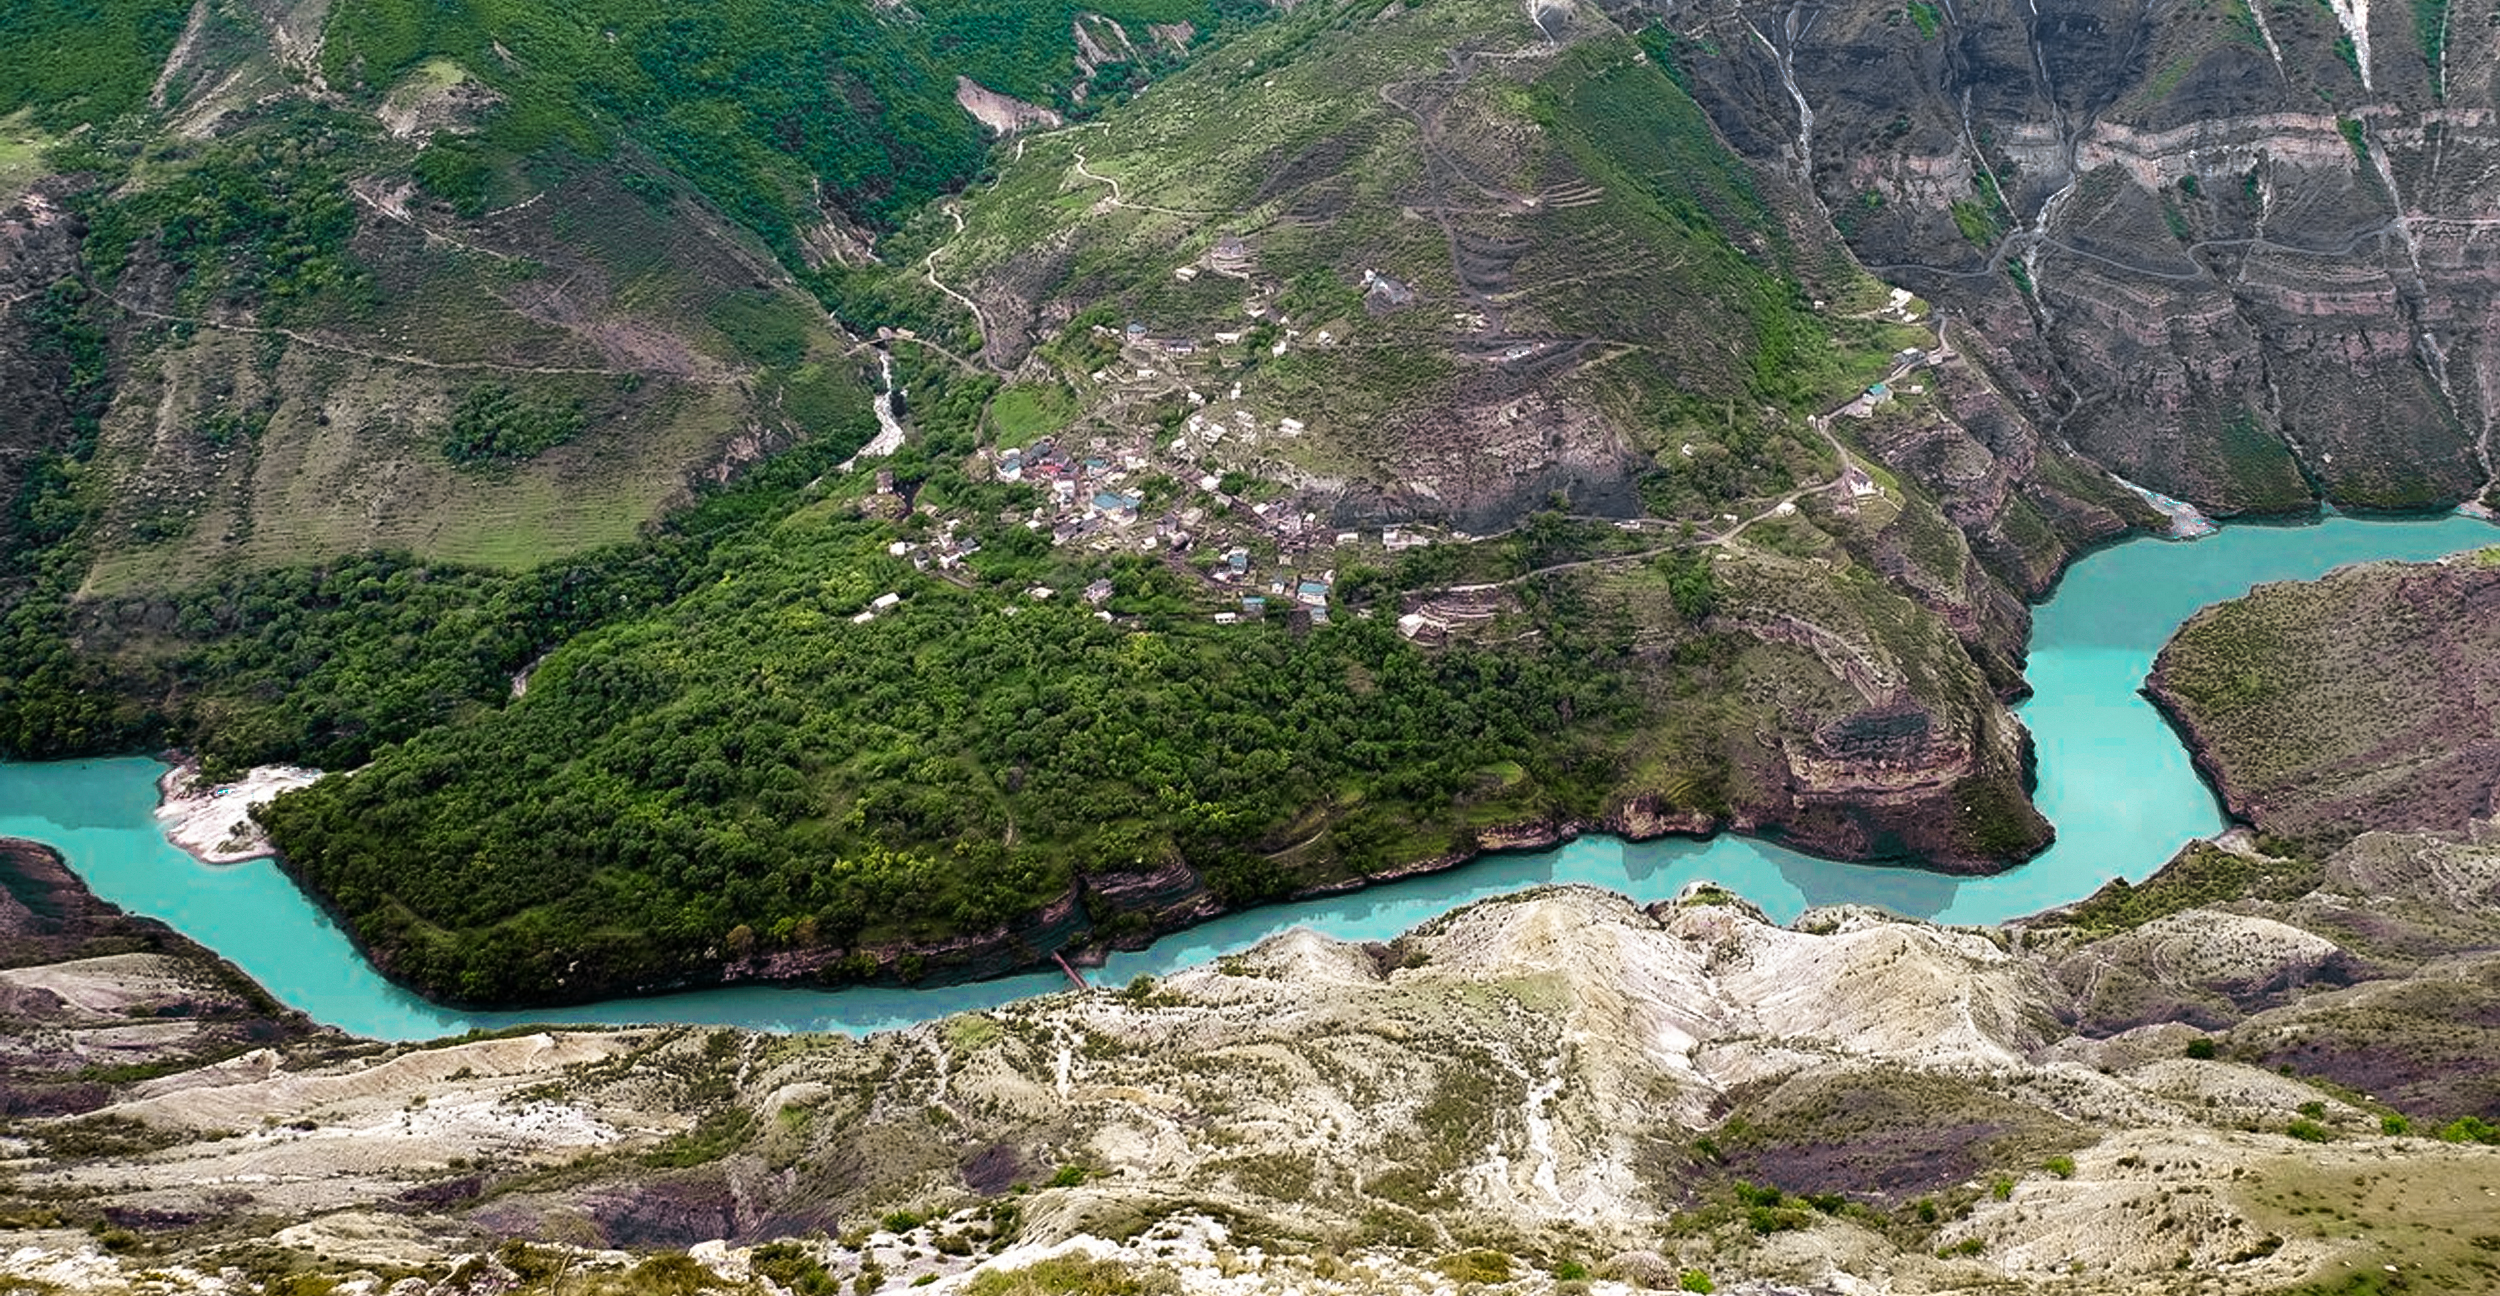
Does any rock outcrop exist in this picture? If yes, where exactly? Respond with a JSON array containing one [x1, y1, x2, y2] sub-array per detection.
[[0, 837, 319, 1117], [954, 77, 1066, 135], [2146, 551, 2500, 849], [18, 835, 2500, 1292], [1675, 0, 2500, 515]]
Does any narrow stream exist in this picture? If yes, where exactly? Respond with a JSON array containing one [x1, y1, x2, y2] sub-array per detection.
[[3, 513, 2491, 1042], [840, 350, 907, 471]]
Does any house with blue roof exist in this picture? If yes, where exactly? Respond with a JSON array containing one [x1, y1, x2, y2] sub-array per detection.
[[1092, 490, 1143, 523]]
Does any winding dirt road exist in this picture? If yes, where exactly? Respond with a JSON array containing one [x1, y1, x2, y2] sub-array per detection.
[[99, 291, 660, 380], [1069, 148, 1218, 220], [920, 204, 1000, 369]]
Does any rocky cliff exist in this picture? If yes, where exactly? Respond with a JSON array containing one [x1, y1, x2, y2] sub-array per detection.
[[0, 837, 320, 1118], [1668, 0, 2500, 515]]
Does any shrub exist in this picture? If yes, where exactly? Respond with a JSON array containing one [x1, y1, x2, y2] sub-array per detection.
[[1746, 1205, 1805, 1233], [963, 1258, 1175, 1295], [709, 290, 814, 369], [1732, 1181, 1783, 1208], [497, 1241, 566, 1284], [1679, 1270, 1715, 1293], [2287, 1118, 2333, 1144], [628, 1253, 712, 1296], [415, 139, 493, 216], [439, 385, 585, 465], [2042, 1155, 2077, 1179], [752, 1242, 839, 1296], [1435, 1251, 1513, 1284], [2437, 1116, 2500, 1145], [2185, 1038, 2217, 1060], [1730, 1180, 1813, 1233], [643, 1108, 755, 1167]]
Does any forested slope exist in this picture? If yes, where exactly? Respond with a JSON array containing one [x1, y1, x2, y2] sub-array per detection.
[[0, 0, 2165, 1007], [0, 0, 1256, 754], [241, 0, 2078, 1005], [320, 0, 1263, 244]]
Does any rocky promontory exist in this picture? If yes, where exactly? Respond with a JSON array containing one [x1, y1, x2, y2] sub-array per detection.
[[0, 838, 321, 1118], [2146, 550, 2500, 851]]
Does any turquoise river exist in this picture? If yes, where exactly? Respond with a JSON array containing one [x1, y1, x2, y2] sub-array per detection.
[[2, 513, 2493, 1041]]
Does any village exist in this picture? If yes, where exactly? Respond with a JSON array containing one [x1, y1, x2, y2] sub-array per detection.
[[861, 303, 1462, 636], [856, 236, 1937, 642]]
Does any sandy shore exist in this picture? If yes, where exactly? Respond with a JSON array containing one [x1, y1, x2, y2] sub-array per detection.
[[154, 762, 325, 864]]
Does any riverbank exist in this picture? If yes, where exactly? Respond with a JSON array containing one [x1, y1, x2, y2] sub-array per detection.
[[16, 833, 2500, 1294], [152, 760, 324, 864], [198, 779, 2028, 1014], [2144, 550, 2500, 852], [12, 512, 2498, 1038], [0, 836, 319, 1116]]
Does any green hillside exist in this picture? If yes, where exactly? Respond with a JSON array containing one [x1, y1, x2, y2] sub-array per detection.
[[236, 0, 2045, 1005], [840, 0, 1900, 518], [252, 411, 2040, 1006], [0, 0, 1272, 607], [326, 0, 1253, 245], [0, 0, 190, 128], [2, 0, 2061, 1007], [259, 510, 1631, 1003]]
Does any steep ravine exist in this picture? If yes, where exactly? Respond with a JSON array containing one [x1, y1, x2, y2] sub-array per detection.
[[1669, 0, 2500, 516]]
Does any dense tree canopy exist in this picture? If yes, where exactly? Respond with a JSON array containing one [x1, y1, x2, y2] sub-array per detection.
[[258, 503, 1646, 1004]]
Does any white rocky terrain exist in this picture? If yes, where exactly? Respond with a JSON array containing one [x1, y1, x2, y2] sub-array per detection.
[[153, 764, 325, 865], [12, 865, 2500, 1295]]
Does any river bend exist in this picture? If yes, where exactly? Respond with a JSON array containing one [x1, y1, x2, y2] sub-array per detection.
[[3, 513, 2490, 1040]]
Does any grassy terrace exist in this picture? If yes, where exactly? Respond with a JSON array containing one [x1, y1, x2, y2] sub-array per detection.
[[872, 0, 1920, 510]]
